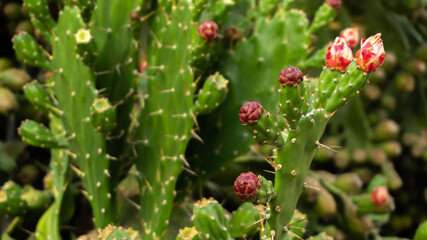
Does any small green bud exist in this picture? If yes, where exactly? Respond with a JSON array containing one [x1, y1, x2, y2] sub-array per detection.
[[18, 120, 68, 148], [177, 227, 203, 240], [90, 98, 116, 134], [194, 73, 229, 114]]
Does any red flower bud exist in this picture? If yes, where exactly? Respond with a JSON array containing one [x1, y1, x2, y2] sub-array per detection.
[[371, 186, 389, 206], [325, 37, 353, 72], [325, 0, 342, 11], [355, 33, 386, 72], [198, 21, 219, 42], [239, 102, 264, 125], [339, 28, 359, 49], [278, 66, 303, 87], [233, 172, 261, 201]]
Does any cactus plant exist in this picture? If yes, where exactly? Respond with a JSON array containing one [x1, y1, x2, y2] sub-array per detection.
[[234, 31, 385, 238]]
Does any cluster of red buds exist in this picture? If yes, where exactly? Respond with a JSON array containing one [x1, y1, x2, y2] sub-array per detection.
[[326, 33, 385, 73]]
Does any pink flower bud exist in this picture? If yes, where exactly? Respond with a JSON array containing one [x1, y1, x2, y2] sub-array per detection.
[[355, 33, 386, 72], [371, 186, 389, 206], [233, 172, 261, 201], [278, 66, 303, 87], [198, 21, 219, 42], [325, 0, 342, 11], [325, 37, 353, 72], [339, 28, 359, 49], [239, 102, 264, 125]]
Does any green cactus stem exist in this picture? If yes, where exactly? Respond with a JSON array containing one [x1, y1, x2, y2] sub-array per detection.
[[268, 109, 330, 239], [228, 203, 261, 238], [23, 80, 62, 116], [193, 73, 229, 115], [90, 98, 116, 135], [192, 198, 232, 240], [176, 227, 203, 240], [23, 0, 55, 43], [18, 120, 68, 148], [309, 2, 338, 35], [12, 32, 50, 69]]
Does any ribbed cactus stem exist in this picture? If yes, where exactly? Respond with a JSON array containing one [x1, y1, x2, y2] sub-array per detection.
[[268, 110, 329, 239]]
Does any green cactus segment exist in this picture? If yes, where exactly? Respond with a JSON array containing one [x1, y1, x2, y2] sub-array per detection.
[[352, 192, 394, 215], [135, 1, 195, 238], [244, 109, 285, 147], [308, 3, 337, 35], [176, 227, 203, 240], [279, 84, 305, 130], [414, 221, 427, 240], [186, 9, 310, 187], [73, 0, 95, 22], [269, 110, 329, 239], [0, 68, 30, 91], [192, 198, 232, 240], [75, 28, 98, 69], [18, 120, 68, 148], [90, 98, 116, 134], [0, 182, 53, 218], [104, 229, 132, 240], [36, 116, 70, 240], [283, 210, 308, 240], [20, 185, 53, 210], [228, 203, 260, 238], [256, 175, 277, 204], [24, 81, 62, 116], [317, 67, 342, 107], [12, 33, 50, 69], [23, 0, 55, 43], [302, 44, 329, 69], [324, 62, 370, 112], [0, 181, 26, 217], [91, 0, 142, 148], [98, 225, 141, 240], [194, 73, 229, 115], [51, 7, 114, 227]]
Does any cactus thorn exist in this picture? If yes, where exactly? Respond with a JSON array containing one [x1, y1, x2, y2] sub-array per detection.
[[191, 129, 205, 144], [315, 140, 340, 152], [70, 164, 85, 177]]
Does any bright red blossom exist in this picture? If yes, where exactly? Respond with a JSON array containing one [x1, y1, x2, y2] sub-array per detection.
[[340, 28, 359, 49], [325, 37, 353, 72], [371, 186, 389, 206], [233, 172, 261, 201], [355, 33, 385, 72]]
